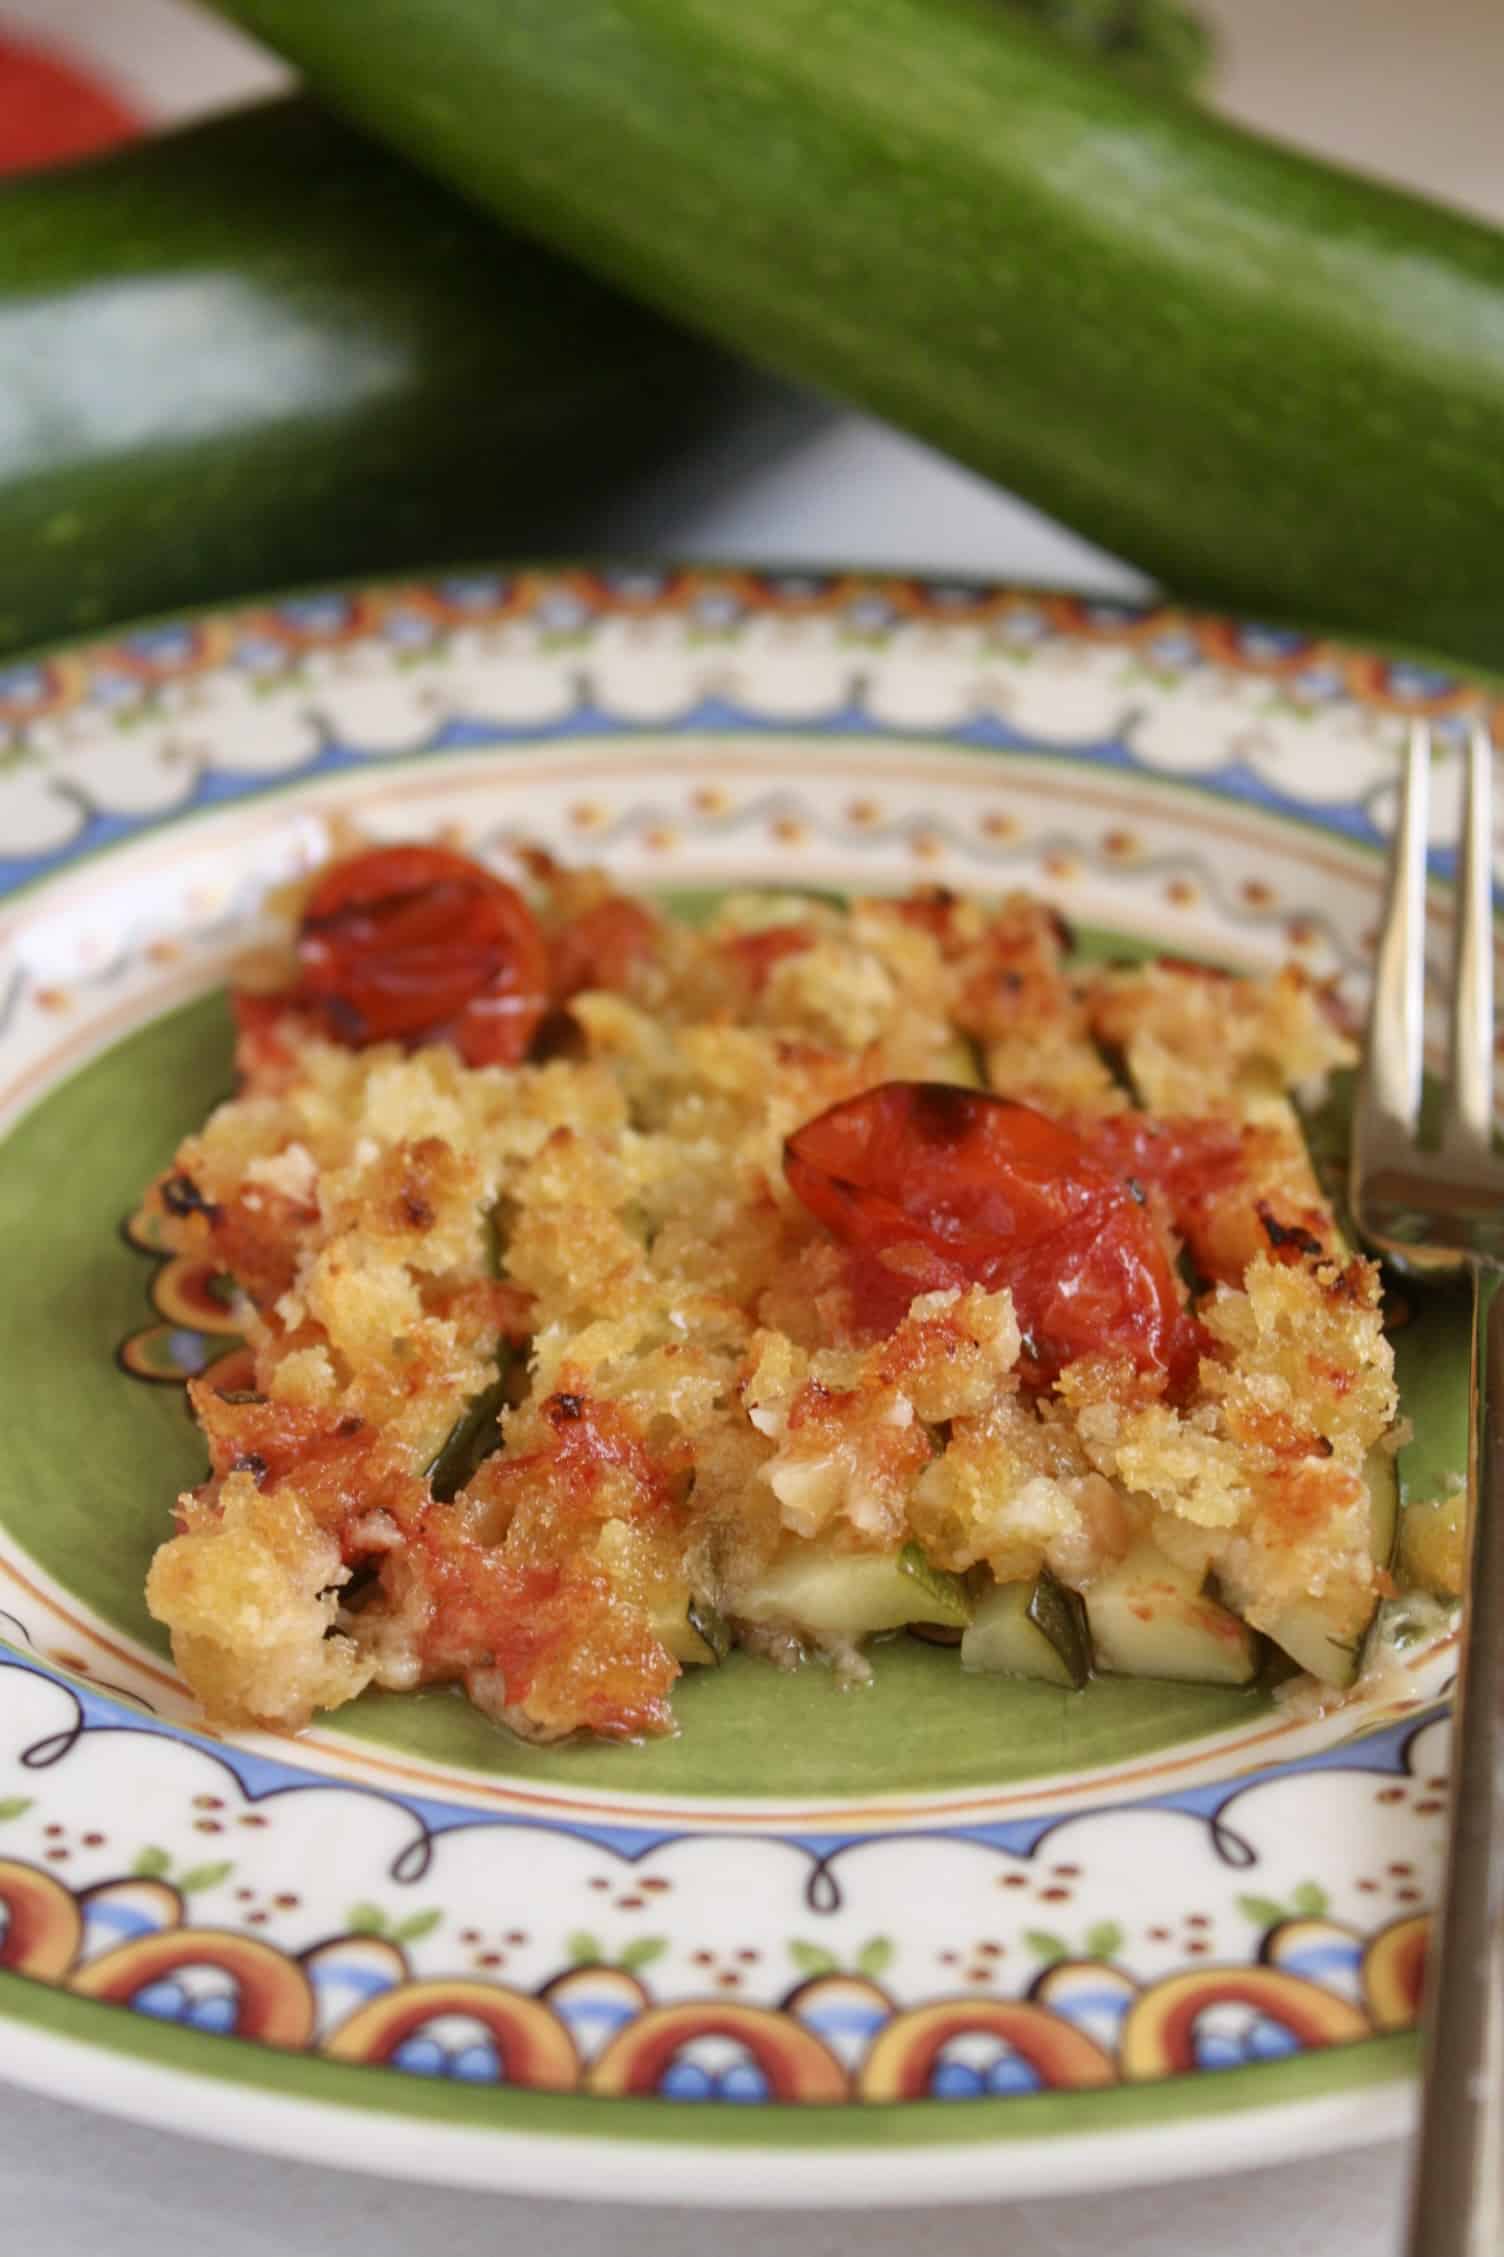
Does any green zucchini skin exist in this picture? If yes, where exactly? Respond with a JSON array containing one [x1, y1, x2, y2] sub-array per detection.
[[0, 96, 800, 653], [208, 0, 1504, 669], [1004, 0, 1212, 97]]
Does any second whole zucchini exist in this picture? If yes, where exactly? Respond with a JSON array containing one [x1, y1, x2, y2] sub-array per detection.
[[0, 96, 808, 654], [208, 0, 1504, 671]]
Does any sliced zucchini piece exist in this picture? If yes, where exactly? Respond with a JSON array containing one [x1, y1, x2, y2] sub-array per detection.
[[593, 1516, 727, 1670], [1397, 1490, 1465, 1600], [900, 1543, 972, 1621], [656, 1596, 732, 1668], [1367, 1444, 1400, 1571], [961, 1570, 1090, 1690], [1367, 1586, 1459, 1660], [1085, 1541, 1262, 1686], [1263, 1601, 1363, 1688], [737, 1540, 971, 1639], [1268, 1445, 1403, 1689]]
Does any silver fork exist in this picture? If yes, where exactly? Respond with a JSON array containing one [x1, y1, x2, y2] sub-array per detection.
[[1352, 721, 1504, 2257]]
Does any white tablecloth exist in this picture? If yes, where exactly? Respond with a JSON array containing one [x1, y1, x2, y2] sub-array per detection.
[[0, 2077, 1416, 2257], [3, 1, 1501, 2248]]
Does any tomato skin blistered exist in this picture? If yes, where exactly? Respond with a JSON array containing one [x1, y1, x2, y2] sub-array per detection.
[[784, 1082, 1209, 1392], [242, 850, 669, 1070], [285, 844, 551, 1066]]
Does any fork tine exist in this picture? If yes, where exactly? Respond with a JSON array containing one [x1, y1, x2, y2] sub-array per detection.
[[1360, 721, 1431, 1141], [1442, 723, 1496, 1163]]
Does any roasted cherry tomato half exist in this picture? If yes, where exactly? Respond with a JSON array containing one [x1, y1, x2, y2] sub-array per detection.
[[784, 1081, 1208, 1392], [293, 844, 550, 1066]]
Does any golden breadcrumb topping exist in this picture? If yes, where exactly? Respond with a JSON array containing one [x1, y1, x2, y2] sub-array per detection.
[[142, 853, 1398, 1742]]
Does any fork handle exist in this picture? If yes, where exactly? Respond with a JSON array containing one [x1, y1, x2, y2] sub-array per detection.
[[1406, 1261, 1504, 2257]]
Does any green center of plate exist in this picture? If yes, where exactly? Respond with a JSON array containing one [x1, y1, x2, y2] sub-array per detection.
[[0, 957, 1468, 1803]]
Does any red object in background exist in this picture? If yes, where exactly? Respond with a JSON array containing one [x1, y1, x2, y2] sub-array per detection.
[[0, 31, 142, 173]]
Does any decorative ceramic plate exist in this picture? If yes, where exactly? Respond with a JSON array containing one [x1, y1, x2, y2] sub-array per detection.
[[0, 567, 1489, 2205]]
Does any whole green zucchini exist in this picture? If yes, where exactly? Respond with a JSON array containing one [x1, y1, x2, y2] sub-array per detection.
[[0, 95, 804, 653], [206, 0, 1504, 670]]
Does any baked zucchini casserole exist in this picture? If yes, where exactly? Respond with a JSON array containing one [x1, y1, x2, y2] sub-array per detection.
[[141, 842, 1410, 1744]]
